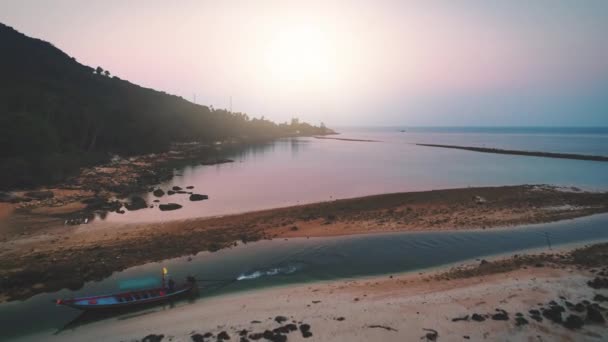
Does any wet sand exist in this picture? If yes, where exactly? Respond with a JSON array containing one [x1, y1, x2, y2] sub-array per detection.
[[17, 244, 608, 342], [1, 185, 608, 302]]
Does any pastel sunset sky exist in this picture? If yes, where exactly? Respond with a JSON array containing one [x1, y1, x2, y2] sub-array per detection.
[[1, 0, 607, 126]]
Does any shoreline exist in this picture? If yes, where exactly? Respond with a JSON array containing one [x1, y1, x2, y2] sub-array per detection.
[[14, 242, 608, 342], [1, 184, 608, 302], [416, 143, 608, 162]]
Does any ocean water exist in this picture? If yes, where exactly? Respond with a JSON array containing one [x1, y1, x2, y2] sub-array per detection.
[[96, 126, 608, 223], [5, 214, 608, 340]]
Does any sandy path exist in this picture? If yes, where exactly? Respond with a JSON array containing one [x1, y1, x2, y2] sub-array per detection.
[[18, 266, 606, 342]]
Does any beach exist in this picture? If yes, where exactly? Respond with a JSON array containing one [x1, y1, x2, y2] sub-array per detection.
[[2, 184, 608, 302], [16, 243, 608, 342]]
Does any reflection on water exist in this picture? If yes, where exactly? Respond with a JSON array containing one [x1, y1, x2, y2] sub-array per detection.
[[4, 214, 608, 340], [95, 128, 608, 224]]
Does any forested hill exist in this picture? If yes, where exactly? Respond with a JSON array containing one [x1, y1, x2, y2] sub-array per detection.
[[0, 23, 332, 189]]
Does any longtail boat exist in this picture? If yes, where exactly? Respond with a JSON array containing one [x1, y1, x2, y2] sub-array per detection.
[[56, 269, 196, 311]]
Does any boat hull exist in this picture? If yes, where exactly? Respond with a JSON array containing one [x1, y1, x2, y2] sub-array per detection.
[[57, 284, 194, 311]]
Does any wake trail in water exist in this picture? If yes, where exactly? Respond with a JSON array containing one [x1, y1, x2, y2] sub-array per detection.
[[236, 262, 306, 281]]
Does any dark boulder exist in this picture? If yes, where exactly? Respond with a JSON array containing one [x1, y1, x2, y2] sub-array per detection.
[[515, 317, 528, 326], [142, 334, 164, 342], [191, 334, 205, 342], [172, 186, 183, 191], [217, 331, 231, 340], [451, 315, 469, 322], [189, 194, 209, 201], [153, 189, 165, 197], [563, 315, 584, 329], [159, 203, 182, 211], [125, 196, 147, 211], [471, 313, 486, 322], [186, 186, 194, 189], [167, 190, 175, 195], [542, 306, 564, 324], [587, 306, 606, 323], [588, 277, 608, 289], [594, 294, 608, 302], [492, 309, 509, 321], [248, 333, 263, 340], [24, 190, 54, 200], [274, 315, 288, 323]]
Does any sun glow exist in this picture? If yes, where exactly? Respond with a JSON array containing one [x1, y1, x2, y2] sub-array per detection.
[[264, 25, 336, 86]]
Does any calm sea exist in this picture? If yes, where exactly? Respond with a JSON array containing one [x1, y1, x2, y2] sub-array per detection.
[[96, 126, 608, 223]]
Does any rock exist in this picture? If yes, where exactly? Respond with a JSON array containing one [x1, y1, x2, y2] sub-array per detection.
[[573, 303, 586, 312], [334, 317, 345, 321], [153, 189, 165, 197], [422, 328, 438, 341], [542, 306, 564, 324], [563, 315, 584, 329], [159, 203, 182, 211], [191, 334, 205, 342], [239, 329, 248, 336], [172, 186, 183, 191], [594, 294, 608, 302], [24, 190, 54, 200], [217, 331, 231, 340], [248, 333, 263, 340], [451, 315, 469, 322], [491, 309, 509, 321], [515, 317, 529, 326], [186, 186, 195, 189], [588, 277, 608, 289], [587, 306, 606, 323], [142, 334, 164, 342], [471, 313, 486, 322], [275, 315, 288, 323], [480, 259, 488, 265], [153, 199, 160, 203], [125, 196, 147, 211], [189, 194, 209, 201], [167, 190, 175, 195]]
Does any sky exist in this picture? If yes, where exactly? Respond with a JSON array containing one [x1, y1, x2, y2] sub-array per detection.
[[1, 0, 607, 127]]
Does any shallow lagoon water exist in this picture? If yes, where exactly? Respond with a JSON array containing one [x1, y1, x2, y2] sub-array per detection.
[[3, 214, 608, 340], [97, 127, 608, 223]]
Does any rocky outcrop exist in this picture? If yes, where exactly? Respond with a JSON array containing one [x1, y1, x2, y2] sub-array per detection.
[[159, 203, 182, 211], [189, 194, 209, 201], [125, 196, 147, 211]]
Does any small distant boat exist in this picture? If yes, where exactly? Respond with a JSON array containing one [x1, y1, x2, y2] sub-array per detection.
[[56, 269, 196, 311]]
